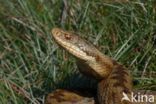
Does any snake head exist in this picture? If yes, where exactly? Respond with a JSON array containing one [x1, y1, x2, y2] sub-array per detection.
[[52, 28, 97, 62]]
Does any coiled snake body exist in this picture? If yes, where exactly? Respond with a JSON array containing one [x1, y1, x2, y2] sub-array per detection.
[[45, 28, 152, 104]]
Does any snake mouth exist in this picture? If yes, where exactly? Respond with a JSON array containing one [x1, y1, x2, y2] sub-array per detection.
[[52, 28, 96, 62], [53, 35, 95, 61]]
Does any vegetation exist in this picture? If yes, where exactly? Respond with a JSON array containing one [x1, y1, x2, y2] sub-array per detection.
[[0, 0, 156, 103]]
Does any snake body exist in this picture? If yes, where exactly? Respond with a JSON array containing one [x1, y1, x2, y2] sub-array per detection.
[[46, 28, 134, 104]]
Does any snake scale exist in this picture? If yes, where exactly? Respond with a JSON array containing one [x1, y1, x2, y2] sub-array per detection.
[[45, 28, 155, 104]]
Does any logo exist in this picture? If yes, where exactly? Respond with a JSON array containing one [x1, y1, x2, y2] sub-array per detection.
[[121, 92, 155, 103], [121, 92, 130, 102]]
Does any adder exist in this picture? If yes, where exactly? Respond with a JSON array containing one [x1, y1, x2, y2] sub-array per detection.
[[45, 28, 155, 104]]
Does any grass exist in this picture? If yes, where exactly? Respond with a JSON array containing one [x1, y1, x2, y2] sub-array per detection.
[[0, 0, 156, 103]]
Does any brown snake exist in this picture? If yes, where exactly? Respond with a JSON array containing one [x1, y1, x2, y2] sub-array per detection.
[[45, 28, 155, 104]]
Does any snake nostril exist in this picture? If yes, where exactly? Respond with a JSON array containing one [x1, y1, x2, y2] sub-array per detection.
[[52, 28, 61, 36], [55, 31, 59, 35]]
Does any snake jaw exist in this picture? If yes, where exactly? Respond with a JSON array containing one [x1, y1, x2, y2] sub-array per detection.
[[52, 28, 96, 62]]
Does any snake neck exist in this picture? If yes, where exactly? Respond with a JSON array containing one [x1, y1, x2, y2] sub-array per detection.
[[76, 54, 114, 80], [97, 60, 133, 104]]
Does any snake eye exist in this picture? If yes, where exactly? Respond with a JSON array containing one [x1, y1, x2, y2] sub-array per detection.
[[64, 33, 71, 40]]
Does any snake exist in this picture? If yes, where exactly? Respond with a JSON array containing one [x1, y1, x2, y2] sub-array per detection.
[[45, 28, 155, 104]]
